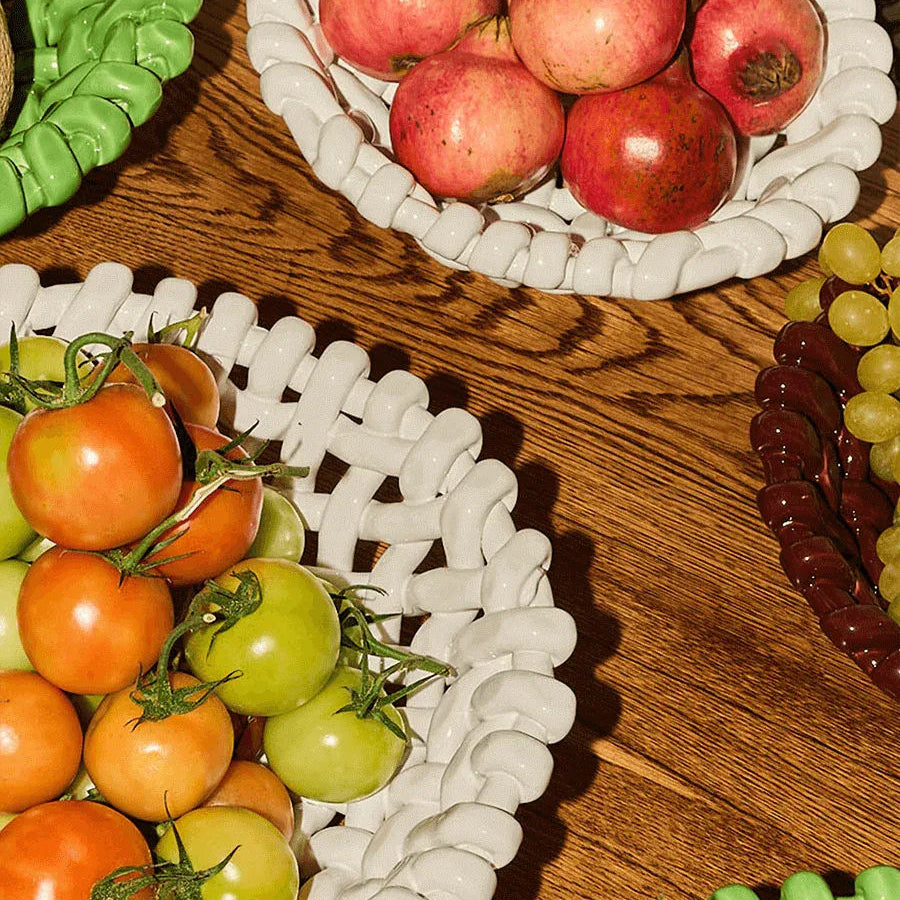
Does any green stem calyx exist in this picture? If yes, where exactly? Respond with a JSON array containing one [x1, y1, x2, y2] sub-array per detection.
[[91, 818, 237, 900], [128, 615, 240, 726], [189, 570, 263, 658], [149, 310, 208, 348], [333, 586, 456, 741]]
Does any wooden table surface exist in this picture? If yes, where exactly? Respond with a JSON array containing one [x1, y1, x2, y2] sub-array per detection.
[[2, 5, 899, 899]]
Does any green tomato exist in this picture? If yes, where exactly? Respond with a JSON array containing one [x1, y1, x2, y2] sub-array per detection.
[[185, 558, 340, 717], [156, 807, 299, 900], [0, 335, 70, 380], [0, 336, 81, 412], [0, 407, 36, 560], [0, 559, 31, 670], [246, 486, 306, 561], [264, 666, 407, 803]]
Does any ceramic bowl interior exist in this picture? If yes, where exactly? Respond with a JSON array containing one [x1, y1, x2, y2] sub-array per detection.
[[0, 261, 578, 900]]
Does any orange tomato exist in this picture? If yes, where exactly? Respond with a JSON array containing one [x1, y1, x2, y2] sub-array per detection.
[[84, 671, 234, 822], [201, 760, 295, 839], [107, 343, 220, 428], [8, 384, 182, 551], [0, 800, 154, 900], [17, 547, 174, 695], [0, 670, 83, 813], [144, 424, 263, 586]]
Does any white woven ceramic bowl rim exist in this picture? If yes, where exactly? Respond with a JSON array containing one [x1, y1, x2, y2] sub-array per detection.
[[0, 262, 578, 900], [244, 0, 897, 300]]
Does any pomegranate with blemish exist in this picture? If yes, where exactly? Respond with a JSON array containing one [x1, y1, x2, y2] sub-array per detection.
[[389, 16, 565, 203], [508, 0, 687, 94], [689, 0, 825, 136], [319, 0, 501, 82], [560, 53, 738, 233]]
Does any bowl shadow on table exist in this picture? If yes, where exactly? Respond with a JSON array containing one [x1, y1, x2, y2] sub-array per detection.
[[0, 0, 239, 243], [476, 409, 620, 900], [278, 317, 621, 900]]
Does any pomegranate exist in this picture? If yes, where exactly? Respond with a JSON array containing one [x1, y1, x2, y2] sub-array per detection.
[[389, 17, 565, 203], [508, 0, 686, 94], [319, 0, 501, 82], [689, 0, 825, 137], [561, 53, 738, 234]]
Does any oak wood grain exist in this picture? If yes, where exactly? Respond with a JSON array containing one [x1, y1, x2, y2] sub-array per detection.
[[2, 5, 899, 898]]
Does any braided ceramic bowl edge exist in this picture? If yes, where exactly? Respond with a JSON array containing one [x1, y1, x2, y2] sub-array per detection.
[[0, 261, 578, 900], [244, 0, 896, 300]]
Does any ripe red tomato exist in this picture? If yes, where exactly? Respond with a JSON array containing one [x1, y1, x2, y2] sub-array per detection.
[[107, 343, 221, 428], [84, 670, 234, 822], [7, 384, 183, 550], [17, 547, 174, 695], [144, 424, 263, 586], [0, 800, 154, 900], [201, 760, 295, 839], [0, 670, 83, 813]]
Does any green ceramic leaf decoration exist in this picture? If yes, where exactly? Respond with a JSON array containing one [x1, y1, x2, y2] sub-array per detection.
[[710, 866, 900, 900], [0, 0, 200, 234]]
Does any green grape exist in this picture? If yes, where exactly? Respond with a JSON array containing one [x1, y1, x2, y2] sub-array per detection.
[[820, 222, 882, 284], [870, 434, 900, 481], [890, 286, 900, 341], [784, 276, 826, 321], [882, 234, 900, 278], [879, 563, 900, 603], [827, 290, 889, 345], [890, 597, 900, 626], [857, 344, 900, 393], [877, 525, 900, 563], [843, 391, 900, 443], [817, 243, 833, 276]]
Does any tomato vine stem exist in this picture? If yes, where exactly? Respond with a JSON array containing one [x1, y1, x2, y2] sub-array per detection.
[[333, 588, 456, 741], [128, 614, 240, 726], [3, 328, 166, 409], [105, 444, 308, 576]]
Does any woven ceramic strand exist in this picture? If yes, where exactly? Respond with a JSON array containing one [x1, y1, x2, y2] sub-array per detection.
[[0, 262, 578, 900], [245, 0, 896, 299]]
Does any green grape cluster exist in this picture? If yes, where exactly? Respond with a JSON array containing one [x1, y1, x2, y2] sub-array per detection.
[[785, 223, 900, 328], [875, 516, 900, 624], [792, 224, 900, 623], [786, 225, 900, 450]]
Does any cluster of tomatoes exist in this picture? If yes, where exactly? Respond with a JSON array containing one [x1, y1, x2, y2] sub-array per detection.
[[0, 322, 450, 900]]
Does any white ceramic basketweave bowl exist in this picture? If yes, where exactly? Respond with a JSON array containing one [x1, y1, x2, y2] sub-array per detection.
[[245, 0, 897, 300], [0, 262, 578, 900]]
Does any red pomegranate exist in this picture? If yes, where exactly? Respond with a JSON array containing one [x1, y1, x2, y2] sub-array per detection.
[[319, 0, 501, 82], [508, 0, 686, 94], [389, 17, 565, 202], [561, 53, 738, 233], [689, 0, 825, 136]]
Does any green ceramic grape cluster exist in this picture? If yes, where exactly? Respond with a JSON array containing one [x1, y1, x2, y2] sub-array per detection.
[[711, 867, 900, 900], [0, 0, 201, 233]]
